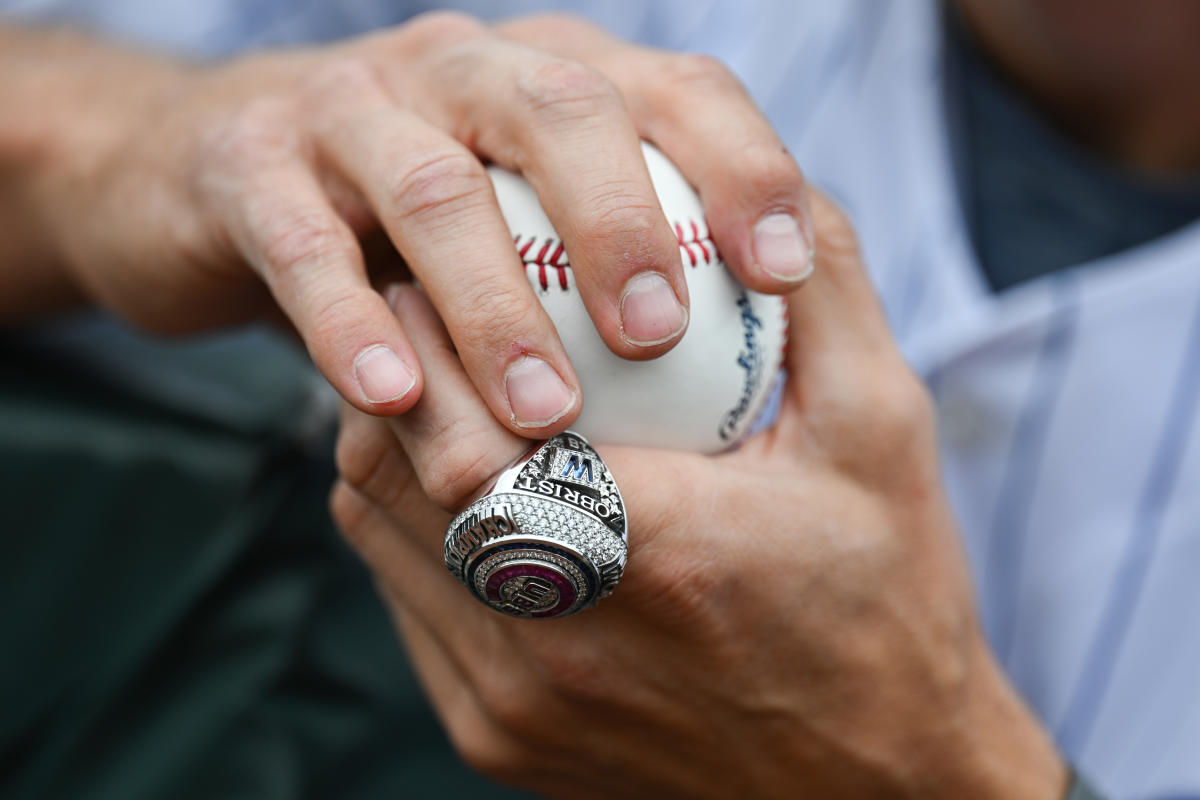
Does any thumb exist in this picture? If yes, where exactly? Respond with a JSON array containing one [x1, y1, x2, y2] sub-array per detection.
[[783, 190, 896, 372], [772, 190, 915, 447]]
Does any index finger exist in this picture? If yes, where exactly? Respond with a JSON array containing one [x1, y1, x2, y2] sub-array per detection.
[[414, 36, 693, 358], [197, 101, 423, 416], [498, 15, 816, 292]]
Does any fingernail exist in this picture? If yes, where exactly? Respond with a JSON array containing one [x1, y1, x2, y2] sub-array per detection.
[[619, 271, 688, 346], [505, 356, 577, 428], [753, 213, 813, 282], [354, 344, 416, 404]]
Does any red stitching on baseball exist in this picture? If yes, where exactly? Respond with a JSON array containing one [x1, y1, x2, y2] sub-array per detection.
[[675, 223, 695, 266], [514, 219, 717, 291], [691, 220, 713, 262], [535, 239, 553, 291], [549, 241, 568, 289]]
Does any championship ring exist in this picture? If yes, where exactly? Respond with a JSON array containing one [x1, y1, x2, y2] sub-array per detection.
[[443, 431, 628, 619]]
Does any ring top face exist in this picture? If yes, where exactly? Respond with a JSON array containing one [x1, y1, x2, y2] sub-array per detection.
[[514, 434, 626, 541], [444, 432, 628, 620]]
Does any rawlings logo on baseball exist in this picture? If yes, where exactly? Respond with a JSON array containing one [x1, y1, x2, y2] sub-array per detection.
[[719, 291, 766, 442], [488, 143, 787, 454]]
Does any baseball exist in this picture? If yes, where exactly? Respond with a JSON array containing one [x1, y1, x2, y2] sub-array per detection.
[[487, 143, 788, 454]]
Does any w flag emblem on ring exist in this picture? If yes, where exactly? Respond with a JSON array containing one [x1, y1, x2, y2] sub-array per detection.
[[553, 448, 595, 485]]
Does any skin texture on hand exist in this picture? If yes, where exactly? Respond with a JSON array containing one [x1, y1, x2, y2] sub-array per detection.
[[331, 193, 1068, 799], [0, 13, 813, 435]]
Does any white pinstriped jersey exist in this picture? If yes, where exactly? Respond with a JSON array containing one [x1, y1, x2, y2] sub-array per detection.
[[4, 0, 1199, 796]]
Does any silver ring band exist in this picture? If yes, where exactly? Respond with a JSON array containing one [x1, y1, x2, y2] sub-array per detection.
[[444, 431, 628, 619]]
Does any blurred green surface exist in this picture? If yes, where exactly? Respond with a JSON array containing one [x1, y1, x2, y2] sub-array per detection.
[[0, 323, 528, 800]]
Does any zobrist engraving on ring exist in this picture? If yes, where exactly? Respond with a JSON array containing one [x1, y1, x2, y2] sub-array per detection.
[[443, 431, 628, 619]]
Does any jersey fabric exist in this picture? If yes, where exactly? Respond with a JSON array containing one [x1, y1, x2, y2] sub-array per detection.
[[2, 1, 1199, 798]]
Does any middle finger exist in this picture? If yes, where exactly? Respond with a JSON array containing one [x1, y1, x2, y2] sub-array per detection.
[[425, 37, 692, 357]]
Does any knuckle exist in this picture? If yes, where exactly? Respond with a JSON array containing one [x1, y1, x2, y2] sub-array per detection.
[[336, 418, 421, 518], [261, 216, 355, 278], [516, 57, 620, 117], [404, 9, 487, 48], [638, 550, 730, 632], [450, 277, 535, 355], [512, 11, 599, 36], [199, 97, 297, 171], [616, 462, 736, 631], [574, 185, 662, 246], [335, 421, 390, 493], [729, 143, 806, 206], [307, 288, 368, 348], [853, 364, 936, 459], [334, 417, 415, 511], [880, 367, 936, 440], [388, 150, 492, 222], [303, 57, 385, 105], [419, 444, 501, 512], [479, 677, 547, 745], [454, 739, 506, 781], [328, 480, 408, 573], [528, 645, 611, 705], [659, 52, 740, 96], [452, 726, 530, 785], [813, 195, 863, 265], [328, 482, 368, 542]]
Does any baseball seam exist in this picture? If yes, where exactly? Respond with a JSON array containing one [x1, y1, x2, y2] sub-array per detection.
[[515, 218, 720, 291], [512, 215, 791, 448]]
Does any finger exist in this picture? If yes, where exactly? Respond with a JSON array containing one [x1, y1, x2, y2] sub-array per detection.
[[384, 283, 531, 514], [329, 475, 558, 756], [328, 478, 515, 692], [199, 100, 422, 415], [305, 61, 581, 436], [381, 590, 535, 786], [351, 285, 727, 616], [334, 280, 527, 550], [334, 396, 433, 531], [423, 39, 691, 357], [334, 381, 714, 637], [497, 16, 815, 292], [388, 588, 583, 795], [771, 191, 919, 452], [332, 290, 708, 632], [333, 396, 451, 569], [386, 594, 487, 748], [784, 190, 895, 364]]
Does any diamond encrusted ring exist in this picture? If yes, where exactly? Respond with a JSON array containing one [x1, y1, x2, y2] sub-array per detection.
[[443, 431, 628, 619]]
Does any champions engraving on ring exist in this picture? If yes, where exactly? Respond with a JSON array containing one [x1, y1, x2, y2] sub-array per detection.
[[444, 432, 628, 619]]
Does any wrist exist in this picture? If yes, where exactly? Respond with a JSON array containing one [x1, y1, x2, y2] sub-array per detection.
[[927, 637, 1068, 800], [0, 27, 189, 316]]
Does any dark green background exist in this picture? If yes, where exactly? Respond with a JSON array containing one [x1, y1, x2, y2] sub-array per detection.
[[0, 322, 527, 799]]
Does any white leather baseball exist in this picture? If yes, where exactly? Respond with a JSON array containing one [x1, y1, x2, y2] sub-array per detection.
[[488, 143, 787, 454]]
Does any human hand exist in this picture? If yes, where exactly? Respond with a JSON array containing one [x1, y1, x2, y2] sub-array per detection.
[[13, 13, 812, 428], [330, 193, 1066, 798]]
